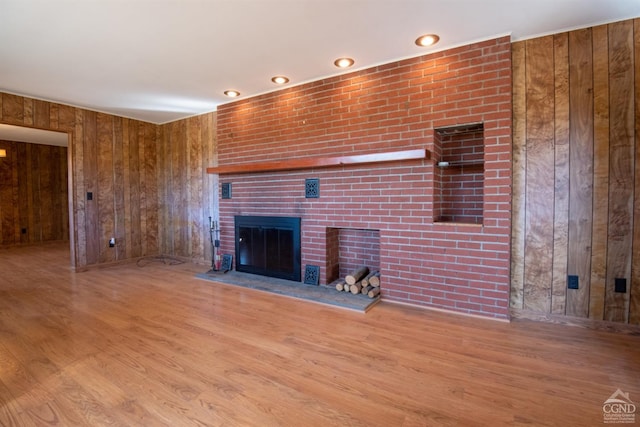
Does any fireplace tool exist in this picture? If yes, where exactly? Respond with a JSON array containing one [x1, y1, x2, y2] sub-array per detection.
[[208, 216, 221, 272]]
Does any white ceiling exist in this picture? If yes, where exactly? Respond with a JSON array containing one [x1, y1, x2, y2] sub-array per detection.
[[1, 0, 639, 127]]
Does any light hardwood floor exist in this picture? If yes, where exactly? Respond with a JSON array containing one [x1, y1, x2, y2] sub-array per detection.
[[1, 243, 639, 426]]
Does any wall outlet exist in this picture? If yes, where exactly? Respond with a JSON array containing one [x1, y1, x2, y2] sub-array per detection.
[[109, 237, 115, 247], [567, 275, 579, 289], [614, 278, 627, 293]]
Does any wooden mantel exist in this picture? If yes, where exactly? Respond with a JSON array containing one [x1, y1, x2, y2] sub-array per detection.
[[206, 148, 430, 175]]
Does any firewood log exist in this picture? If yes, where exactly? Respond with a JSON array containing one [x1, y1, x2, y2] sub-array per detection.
[[335, 281, 346, 291], [361, 285, 373, 295], [367, 287, 380, 298], [368, 271, 381, 287], [345, 266, 369, 285], [361, 271, 377, 286], [350, 282, 362, 294]]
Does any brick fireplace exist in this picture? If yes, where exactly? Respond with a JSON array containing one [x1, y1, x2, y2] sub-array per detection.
[[212, 36, 512, 319]]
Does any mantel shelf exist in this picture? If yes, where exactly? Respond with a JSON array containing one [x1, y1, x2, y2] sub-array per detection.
[[206, 148, 430, 175]]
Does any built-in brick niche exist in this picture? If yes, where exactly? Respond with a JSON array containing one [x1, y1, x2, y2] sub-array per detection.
[[326, 228, 380, 284], [433, 123, 485, 224]]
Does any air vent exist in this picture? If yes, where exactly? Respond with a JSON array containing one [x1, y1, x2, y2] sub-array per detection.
[[305, 178, 319, 198], [221, 182, 232, 199], [304, 265, 320, 285]]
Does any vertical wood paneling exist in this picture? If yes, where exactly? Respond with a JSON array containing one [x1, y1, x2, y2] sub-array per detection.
[[157, 113, 217, 263], [631, 18, 640, 325], [39, 145, 54, 240], [189, 117, 203, 260], [113, 117, 126, 259], [30, 143, 42, 241], [0, 140, 69, 246], [551, 33, 570, 314], [33, 100, 50, 129], [590, 25, 611, 320], [83, 110, 99, 265], [16, 143, 28, 244], [2, 94, 23, 125], [122, 119, 132, 258], [97, 113, 115, 263], [605, 21, 635, 323], [566, 28, 594, 318], [1, 93, 161, 267], [512, 18, 640, 325], [510, 41, 527, 310], [11, 142, 20, 241], [523, 36, 555, 312], [141, 123, 156, 256], [0, 142, 13, 243], [74, 109, 87, 267]]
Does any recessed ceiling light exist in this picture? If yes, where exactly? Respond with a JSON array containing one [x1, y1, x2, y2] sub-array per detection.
[[224, 90, 240, 97], [415, 34, 440, 47], [271, 76, 290, 85], [334, 57, 354, 68]]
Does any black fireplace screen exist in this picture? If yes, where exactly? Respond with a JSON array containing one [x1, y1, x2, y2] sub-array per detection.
[[234, 216, 301, 282]]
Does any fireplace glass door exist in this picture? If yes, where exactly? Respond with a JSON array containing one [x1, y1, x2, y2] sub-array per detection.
[[235, 216, 301, 282]]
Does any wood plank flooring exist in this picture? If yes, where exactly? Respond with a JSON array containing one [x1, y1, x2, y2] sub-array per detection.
[[1, 243, 639, 426]]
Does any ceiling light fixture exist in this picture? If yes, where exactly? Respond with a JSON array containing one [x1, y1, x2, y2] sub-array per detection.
[[271, 76, 290, 85], [334, 57, 354, 68], [224, 90, 240, 97], [415, 34, 440, 47]]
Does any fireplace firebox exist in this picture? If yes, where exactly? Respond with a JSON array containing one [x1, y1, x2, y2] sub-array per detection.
[[234, 216, 301, 282]]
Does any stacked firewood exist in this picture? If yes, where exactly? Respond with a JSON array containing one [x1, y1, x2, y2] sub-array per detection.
[[334, 266, 381, 298]]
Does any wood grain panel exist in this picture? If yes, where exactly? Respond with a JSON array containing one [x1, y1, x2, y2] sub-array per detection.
[[188, 116, 204, 260], [523, 36, 555, 312], [25, 143, 36, 242], [39, 145, 54, 240], [631, 18, 640, 325], [56, 104, 75, 133], [83, 110, 99, 265], [33, 99, 50, 129], [605, 20, 634, 322], [16, 142, 29, 244], [113, 116, 126, 259], [510, 41, 527, 310], [566, 28, 594, 318], [1, 93, 23, 125], [141, 123, 156, 256], [73, 109, 87, 267], [97, 113, 115, 263], [551, 33, 570, 314], [0, 140, 69, 246], [0, 141, 14, 244], [23, 97, 33, 126], [172, 120, 188, 255], [589, 24, 611, 320], [122, 119, 131, 258]]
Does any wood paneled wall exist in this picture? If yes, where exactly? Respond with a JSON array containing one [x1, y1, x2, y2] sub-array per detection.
[[0, 140, 68, 245], [158, 113, 217, 263], [511, 18, 640, 324], [0, 93, 160, 268]]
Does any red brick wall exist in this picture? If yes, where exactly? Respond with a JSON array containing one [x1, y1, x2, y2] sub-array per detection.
[[216, 36, 512, 319]]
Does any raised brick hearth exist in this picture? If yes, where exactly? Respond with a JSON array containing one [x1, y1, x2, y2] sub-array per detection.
[[215, 36, 512, 319]]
